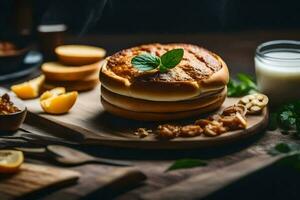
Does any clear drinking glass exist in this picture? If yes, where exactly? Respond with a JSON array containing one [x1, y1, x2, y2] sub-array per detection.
[[255, 40, 300, 105]]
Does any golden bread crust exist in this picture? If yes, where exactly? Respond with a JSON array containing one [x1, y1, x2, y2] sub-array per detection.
[[100, 43, 229, 101]]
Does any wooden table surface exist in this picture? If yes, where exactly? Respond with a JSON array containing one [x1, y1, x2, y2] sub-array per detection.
[[3, 30, 300, 200]]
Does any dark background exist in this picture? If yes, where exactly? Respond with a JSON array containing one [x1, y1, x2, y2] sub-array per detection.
[[1, 0, 300, 36]]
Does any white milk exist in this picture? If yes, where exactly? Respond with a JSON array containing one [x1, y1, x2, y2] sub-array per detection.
[[255, 41, 300, 105]]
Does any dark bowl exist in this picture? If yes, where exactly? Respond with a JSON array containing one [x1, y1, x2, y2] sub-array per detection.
[[0, 94, 27, 132], [0, 36, 32, 75]]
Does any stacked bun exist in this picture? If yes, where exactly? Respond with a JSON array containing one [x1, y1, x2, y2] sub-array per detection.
[[100, 43, 229, 121], [42, 45, 106, 91]]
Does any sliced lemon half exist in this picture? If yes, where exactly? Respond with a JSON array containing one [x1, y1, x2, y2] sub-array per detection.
[[0, 150, 24, 173]]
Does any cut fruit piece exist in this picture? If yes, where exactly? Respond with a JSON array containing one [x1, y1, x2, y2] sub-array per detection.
[[40, 87, 66, 101], [0, 150, 24, 173], [40, 88, 78, 114], [11, 75, 45, 99], [41, 61, 102, 81], [55, 45, 106, 65]]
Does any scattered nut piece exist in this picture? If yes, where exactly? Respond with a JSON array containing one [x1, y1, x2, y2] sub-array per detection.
[[208, 114, 222, 121], [238, 93, 268, 114], [220, 113, 247, 129], [195, 119, 211, 127], [134, 128, 150, 138], [204, 125, 218, 137], [204, 123, 227, 137], [222, 104, 247, 116], [235, 113, 247, 128], [180, 125, 203, 137], [150, 95, 265, 139], [157, 124, 181, 139]]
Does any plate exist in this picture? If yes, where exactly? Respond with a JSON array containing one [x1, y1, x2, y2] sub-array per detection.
[[0, 51, 43, 82]]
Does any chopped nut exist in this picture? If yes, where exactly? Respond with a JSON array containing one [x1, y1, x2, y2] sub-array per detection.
[[208, 114, 222, 121], [222, 104, 247, 116], [180, 125, 203, 137], [250, 105, 261, 113], [157, 124, 180, 139], [240, 96, 250, 104], [238, 93, 268, 114], [220, 112, 247, 130], [203, 123, 227, 137], [195, 119, 211, 127], [210, 120, 223, 127], [0, 93, 20, 115], [204, 125, 218, 137], [135, 128, 150, 138], [153, 102, 252, 139]]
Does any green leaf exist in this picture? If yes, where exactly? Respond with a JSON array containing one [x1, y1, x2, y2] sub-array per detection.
[[227, 73, 258, 97], [237, 73, 257, 90], [227, 79, 238, 97], [279, 110, 296, 129], [166, 159, 207, 172], [131, 53, 161, 71], [268, 143, 300, 156], [161, 49, 184, 68], [158, 65, 168, 73], [274, 143, 292, 153]]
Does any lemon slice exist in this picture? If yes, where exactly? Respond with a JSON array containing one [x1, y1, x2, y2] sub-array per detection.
[[0, 150, 24, 173]]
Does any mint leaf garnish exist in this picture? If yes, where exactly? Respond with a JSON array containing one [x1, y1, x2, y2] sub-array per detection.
[[161, 49, 184, 68], [131, 53, 161, 72], [131, 48, 184, 73]]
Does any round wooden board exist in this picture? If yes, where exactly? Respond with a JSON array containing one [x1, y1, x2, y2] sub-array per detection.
[[26, 87, 269, 150], [84, 100, 268, 149]]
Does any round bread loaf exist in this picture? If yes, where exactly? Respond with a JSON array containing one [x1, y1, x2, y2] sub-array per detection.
[[100, 43, 229, 101]]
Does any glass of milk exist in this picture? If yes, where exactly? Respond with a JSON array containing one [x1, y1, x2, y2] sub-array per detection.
[[255, 40, 300, 105]]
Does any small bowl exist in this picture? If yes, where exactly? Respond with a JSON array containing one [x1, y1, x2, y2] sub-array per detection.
[[0, 36, 32, 74], [0, 94, 27, 132]]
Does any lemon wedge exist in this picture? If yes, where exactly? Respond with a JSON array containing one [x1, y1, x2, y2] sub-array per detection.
[[11, 75, 45, 99], [40, 87, 66, 101], [0, 150, 24, 173], [40, 87, 78, 114]]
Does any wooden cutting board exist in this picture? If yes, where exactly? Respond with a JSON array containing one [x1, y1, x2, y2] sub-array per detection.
[[24, 85, 268, 149], [0, 163, 80, 200]]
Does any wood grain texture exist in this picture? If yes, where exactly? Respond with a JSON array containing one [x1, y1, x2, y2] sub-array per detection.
[[0, 163, 80, 200], [24, 85, 268, 149], [141, 155, 283, 200], [42, 166, 146, 200]]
